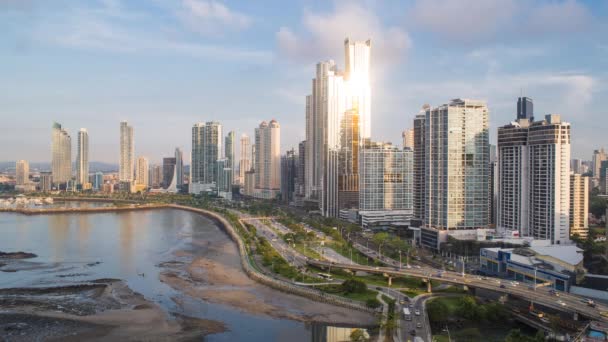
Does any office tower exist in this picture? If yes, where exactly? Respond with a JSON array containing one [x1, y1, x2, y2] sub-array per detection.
[[601, 161, 608, 194], [239, 134, 251, 185], [570, 174, 589, 238], [334, 108, 360, 214], [15, 160, 29, 185], [402, 128, 414, 150], [294, 141, 306, 205], [244, 170, 255, 196], [135, 156, 149, 187], [497, 115, 571, 244], [344, 38, 372, 139], [281, 148, 298, 204], [489, 144, 498, 226], [359, 141, 413, 212], [76, 128, 89, 188], [571, 159, 583, 174], [251, 144, 256, 171], [175, 148, 184, 189], [119, 121, 134, 182], [413, 110, 426, 223], [51, 122, 72, 186], [40, 172, 52, 192], [162, 157, 176, 189], [216, 158, 232, 199], [225, 131, 235, 185], [593, 148, 607, 180], [150, 164, 163, 188], [93, 172, 103, 191], [190, 121, 222, 193], [517, 96, 534, 122], [254, 120, 281, 198], [425, 99, 490, 231]]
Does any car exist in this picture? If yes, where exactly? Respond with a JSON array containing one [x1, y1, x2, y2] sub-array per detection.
[[374, 267, 380, 270], [510, 281, 518, 287], [500, 284, 506, 289], [416, 323, 422, 328], [557, 300, 567, 306], [414, 265, 421, 269], [586, 299, 596, 307], [410, 329, 417, 336], [406, 265, 412, 269], [415, 310, 421, 316], [409, 303, 414, 308], [399, 300, 405, 305], [540, 317, 550, 324]]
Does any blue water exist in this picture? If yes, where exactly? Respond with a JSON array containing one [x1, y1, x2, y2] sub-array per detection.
[[589, 330, 607, 339]]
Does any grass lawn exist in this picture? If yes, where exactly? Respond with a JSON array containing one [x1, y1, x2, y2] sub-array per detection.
[[317, 284, 379, 303], [428, 296, 461, 313], [432, 334, 450, 342], [293, 243, 323, 260]]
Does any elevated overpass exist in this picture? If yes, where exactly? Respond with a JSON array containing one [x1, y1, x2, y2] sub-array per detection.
[[306, 259, 608, 324]]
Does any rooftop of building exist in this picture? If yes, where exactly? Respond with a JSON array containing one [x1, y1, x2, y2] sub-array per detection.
[[483, 244, 583, 267]]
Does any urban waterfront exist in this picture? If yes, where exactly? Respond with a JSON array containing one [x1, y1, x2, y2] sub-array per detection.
[[0, 206, 373, 341]]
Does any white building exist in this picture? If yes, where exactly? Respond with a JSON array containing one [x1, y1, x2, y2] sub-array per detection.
[[190, 121, 222, 194], [239, 134, 251, 185], [76, 128, 89, 188], [402, 128, 414, 150], [51, 122, 72, 186], [570, 173, 589, 239], [253, 120, 281, 199], [119, 121, 134, 182], [15, 160, 29, 186], [135, 156, 149, 188]]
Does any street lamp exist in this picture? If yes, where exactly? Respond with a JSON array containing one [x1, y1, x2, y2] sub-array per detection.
[[399, 250, 402, 270]]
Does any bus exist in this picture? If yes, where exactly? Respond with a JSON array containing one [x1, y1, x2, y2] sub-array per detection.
[[403, 308, 412, 321], [318, 273, 333, 281]]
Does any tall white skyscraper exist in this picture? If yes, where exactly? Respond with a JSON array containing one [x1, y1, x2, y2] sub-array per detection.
[[190, 121, 222, 194], [254, 120, 281, 198], [497, 114, 571, 245], [175, 147, 184, 188], [239, 134, 251, 185], [119, 121, 134, 182], [424, 99, 490, 233], [52, 122, 72, 185], [76, 128, 89, 187], [15, 160, 29, 185], [135, 156, 149, 187]]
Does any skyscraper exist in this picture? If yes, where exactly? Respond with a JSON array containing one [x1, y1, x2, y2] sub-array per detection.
[[254, 120, 281, 198], [93, 172, 103, 191], [239, 134, 251, 185], [216, 158, 232, 199], [51, 122, 72, 186], [119, 121, 134, 182], [305, 38, 372, 217], [15, 160, 29, 185], [593, 148, 607, 180], [413, 110, 427, 224], [517, 96, 534, 122], [162, 157, 176, 189], [40, 172, 52, 192], [135, 156, 149, 188], [570, 173, 589, 239], [175, 148, 184, 189], [294, 140, 306, 205], [190, 121, 222, 194], [225, 131, 235, 186], [424, 99, 490, 234], [497, 115, 571, 244], [281, 148, 298, 204], [150, 164, 163, 188], [76, 128, 89, 188], [402, 128, 414, 150]]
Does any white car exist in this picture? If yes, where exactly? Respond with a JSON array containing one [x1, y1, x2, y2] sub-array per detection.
[[415, 310, 421, 316], [557, 300, 567, 306]]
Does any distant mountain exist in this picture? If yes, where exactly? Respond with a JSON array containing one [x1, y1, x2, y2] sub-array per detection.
[[0, 161, 118, 173]]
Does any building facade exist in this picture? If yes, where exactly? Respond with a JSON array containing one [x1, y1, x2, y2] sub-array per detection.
[[592, 148, 606, 181], [517, 96, 534, 122], [281, 148, 298, 204], [253, 120, 281, 198], [162, 157, 176, 189], [570, 173, 589, 238], [413, 111, 427, 224], [76, 128, 89, 188], [40, 172, 52, 192], [150, 165, 163, 189], [51, 122, 72, 186], [225, 131, 235, 186], [190, 121, 222, 193], [402, 128, 414, 150], [175, 147, 184, 189], [216, 158, 232, 200], [15, 160, 29, 186], [119, 121, 134, 182], [135, 157, 149, 188], [239, 134, 251, 185]]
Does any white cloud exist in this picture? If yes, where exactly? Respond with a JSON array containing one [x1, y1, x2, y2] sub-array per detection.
[[408, 0, 593, 44], [276, 2, 411, 67], [177, 0, 251, 36]]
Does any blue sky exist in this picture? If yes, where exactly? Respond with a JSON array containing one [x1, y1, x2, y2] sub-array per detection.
[[1, 0, 607, 164]]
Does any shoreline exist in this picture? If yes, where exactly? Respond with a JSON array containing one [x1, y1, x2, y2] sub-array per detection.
[[0, 203, 170, 215]]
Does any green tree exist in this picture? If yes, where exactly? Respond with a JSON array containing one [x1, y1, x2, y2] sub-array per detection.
[[427, 299, 449, 324], [365, 298, 381, 309], [454, 328, 481, 342], [350, 329, 369, 342], [456, 296, 479, 320], [341, 279, 367, 294]]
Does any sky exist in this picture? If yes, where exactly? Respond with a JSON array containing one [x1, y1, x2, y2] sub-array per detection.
[[1, 0, 607, 164]]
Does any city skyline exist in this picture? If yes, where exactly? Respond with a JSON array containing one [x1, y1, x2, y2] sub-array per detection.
[[1, 1, 607, 163]]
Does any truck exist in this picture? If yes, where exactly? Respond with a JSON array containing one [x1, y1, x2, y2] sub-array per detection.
[[403, 307, 412, 321]]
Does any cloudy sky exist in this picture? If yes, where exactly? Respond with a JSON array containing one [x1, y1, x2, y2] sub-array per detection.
[[1, 0, 607, 164]]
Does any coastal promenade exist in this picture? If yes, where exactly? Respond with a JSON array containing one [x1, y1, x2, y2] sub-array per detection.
[[0, 203, 169, 215]]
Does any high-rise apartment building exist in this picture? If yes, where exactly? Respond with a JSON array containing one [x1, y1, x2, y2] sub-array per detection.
[[424, 99, 490, 231], [216, 158, 232, 199], [497, 114, 571, 244], [15, 160, 29, 185], [150, 165, 163, 188], [281, 149, 298, 204], [402, 128, 414, 150], [593, 148, 607, 180], [600, 161, 608, 195], [76, 128, 89, 188], [571, 159, 583, 174], [305, 38, 372, 217], [225, 131, 235, 185], [135, 156, 149, 188], [517, 96, 534, 122], [294, 140, 306, 205], [190, 121, 222, 194], [163, 157, 176, 189], [175, 148, 184, 189], [570, 173, 589, 239], [51, 122, 72, 186], [239, 134, 251, 185], [40, 172, 52, 192], [412, 110, 427, 223], [93, 172, 103, 191], [254, 120, 281, 198], [119, 121, 134, 182]]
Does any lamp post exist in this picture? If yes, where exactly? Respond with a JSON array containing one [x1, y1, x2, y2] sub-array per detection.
[[534, 267, 537, 291], [399, 250, 402, 270]]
